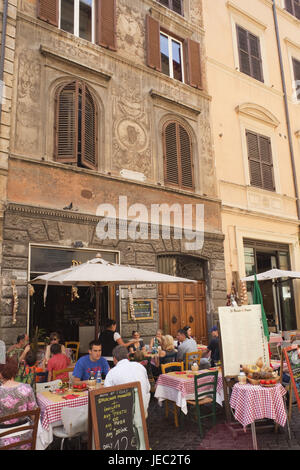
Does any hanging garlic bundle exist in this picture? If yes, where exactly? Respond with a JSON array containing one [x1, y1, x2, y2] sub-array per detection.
[[128, 286, 136, 321], [240, 281, 248, 305], [71, 286, 80, 302], [11, 280, 19, 325]]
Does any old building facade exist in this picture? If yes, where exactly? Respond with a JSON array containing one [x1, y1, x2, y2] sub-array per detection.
[[0, 0, 226, 349], [203, 0, 300, 332]]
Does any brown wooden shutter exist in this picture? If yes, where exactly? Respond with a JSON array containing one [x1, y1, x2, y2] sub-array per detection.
[[96, 0, 116, 50], [146, 15, 161, 71], [237, 26, 251, 76], [81, 88, 97, 170], [38, 0, 59, 27], [164, 122, 194, 190], [248, 33, 263, 82], [246, 130, 275, 192], [185, 39, 202, 89], [285, 0, 294, 14], [237, 25, 263, 82], [55, 82, 78, 163]]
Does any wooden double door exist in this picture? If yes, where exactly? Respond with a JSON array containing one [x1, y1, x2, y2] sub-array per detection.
[[158, 281, 207, 345]]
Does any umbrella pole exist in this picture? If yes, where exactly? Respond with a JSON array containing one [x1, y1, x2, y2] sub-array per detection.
[[95, 285, 101, 340]]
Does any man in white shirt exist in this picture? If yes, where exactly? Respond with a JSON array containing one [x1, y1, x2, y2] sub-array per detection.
[[176, 329, 198, 363], [104, 345, 150, 417]]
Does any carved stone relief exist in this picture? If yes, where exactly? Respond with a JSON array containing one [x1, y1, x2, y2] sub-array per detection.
[[112, 72, 152, 178], [116, 1, 145, 63]]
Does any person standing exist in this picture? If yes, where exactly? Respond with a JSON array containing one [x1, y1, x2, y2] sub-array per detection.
[[72, 340, 110, 384], [98, 319, 136, 367], [205, 326, 220, 367], [104, 345, 150, 417]]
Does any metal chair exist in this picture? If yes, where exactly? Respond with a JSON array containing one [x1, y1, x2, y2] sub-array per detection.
[[65, 342, 80, 362], [52, 405, 88, 450], [187, 370, 218, 438], [185, 351, 203, 370], [0, 408, 40, 450], [160, 362, 184, 427], [52, 367, 75, 381], [35, 379, 62, 393]]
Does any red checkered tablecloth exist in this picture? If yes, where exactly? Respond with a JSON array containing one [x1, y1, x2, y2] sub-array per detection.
[[37, 392, 88, 430], [156, 372, 223, 398], [230, 383, 287, 429]]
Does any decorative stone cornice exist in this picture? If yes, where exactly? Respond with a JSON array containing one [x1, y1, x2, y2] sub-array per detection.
[[149, 89, 203, 114], [235, 103, 280, 127]]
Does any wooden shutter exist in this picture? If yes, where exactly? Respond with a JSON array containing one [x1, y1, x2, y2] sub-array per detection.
[[237, 26, 263, 82], [55, 82, 78, 163], [146, 15, 161, 71], [96, 0, 116, 50], [81, 87, 97, 170], [38, 0, 59, 26], [246, 131, 275, 192], [185, 39, 202, 89], [164, 122, 194, 190]]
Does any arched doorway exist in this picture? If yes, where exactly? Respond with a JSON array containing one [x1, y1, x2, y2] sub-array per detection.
[[157, 255, 208, 344]]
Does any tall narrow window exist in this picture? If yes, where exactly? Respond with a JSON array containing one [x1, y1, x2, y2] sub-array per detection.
[[160, 32, 184, 82], [60, 0, 94, 42], [54, 81, 97, 170], [246, 130, 275, 192], [163, 121, 194, 190], [236, 25, 264, 82], [292, 57, 300, 101], [158, 0, 183, 15], [285, 0, 300, 19]]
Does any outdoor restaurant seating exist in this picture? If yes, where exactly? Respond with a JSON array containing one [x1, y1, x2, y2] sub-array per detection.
[[161, 362, 184, 427], [52, 367, 75, 381], [0, 408, 40, 450], [65, 342, 80, 362], [185, 351, 203, 370], [35, 379, 62, 393], [187, 370, 218, 438], [52, 405, 88, 450]]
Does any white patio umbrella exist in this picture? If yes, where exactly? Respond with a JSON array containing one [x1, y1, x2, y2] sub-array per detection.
[[241, 268, 300, 282], [30, 253, 196, 338]]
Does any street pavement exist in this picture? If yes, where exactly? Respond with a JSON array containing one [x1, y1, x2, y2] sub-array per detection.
[[147, 395, 300, 451]]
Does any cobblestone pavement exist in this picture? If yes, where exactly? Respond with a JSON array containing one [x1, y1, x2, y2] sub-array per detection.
[[147, 395, 300, 451]]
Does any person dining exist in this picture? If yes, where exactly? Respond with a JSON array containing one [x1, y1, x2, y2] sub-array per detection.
[[16, 348, 38, 386], [7, 334, 30, 367], [44, 332, 66, 366], [128, 331, 146, 358], [149, 329, 163, 353], [151, 335, 177, 377], [47, 343, 71, 381], [176, 329, 198, 363], [0, 359, 38, 449], [72, 340, 110, 384]]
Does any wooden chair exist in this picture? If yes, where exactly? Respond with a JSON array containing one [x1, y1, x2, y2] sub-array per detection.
[[0, 408, 40, 450], [187, 371, 218, 438], [185, 351, 203, 371], [53, 367, 75, 380], [65, 341, 80, 361], [161, 362, 184, 427]]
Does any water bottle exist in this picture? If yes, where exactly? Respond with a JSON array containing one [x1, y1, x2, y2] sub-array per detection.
[[96, 370, 102, 388]]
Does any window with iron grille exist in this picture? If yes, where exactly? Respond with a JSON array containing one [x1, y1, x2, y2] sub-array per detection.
[[246, 130, 275, 192], [163, 121, 194, 190], [158, 0, 183, 16], [54, 81, 98, 170], [285, 0, 300, 19], [236, 25, 264, 83]]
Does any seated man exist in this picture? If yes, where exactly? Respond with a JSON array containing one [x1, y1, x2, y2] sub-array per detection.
[[176, 329, 198, 364], [104, 345, 150, 417], [72, 340, 110, 384]]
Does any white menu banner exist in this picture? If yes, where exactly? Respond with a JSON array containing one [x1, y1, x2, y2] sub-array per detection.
[[218, 305, 270, 377]]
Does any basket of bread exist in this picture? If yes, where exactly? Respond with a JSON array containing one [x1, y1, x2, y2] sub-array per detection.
[[241, 357, 280, 387]]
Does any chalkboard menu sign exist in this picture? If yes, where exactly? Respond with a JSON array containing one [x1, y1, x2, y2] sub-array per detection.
[[128, 299, 153, 320], [284, 345, 300, 410], [88, 382, 149, 450]]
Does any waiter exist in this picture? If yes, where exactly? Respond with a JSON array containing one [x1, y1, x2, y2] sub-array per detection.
[[98, 319, 136, 367]]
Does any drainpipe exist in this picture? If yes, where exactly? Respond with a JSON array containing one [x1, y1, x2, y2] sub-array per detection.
[[0, 0, 9, 124], [272, 0, 300, 220]]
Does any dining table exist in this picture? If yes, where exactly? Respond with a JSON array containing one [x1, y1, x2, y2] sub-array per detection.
[[154, 369, 224, 415], [35, 387, 89, 450], [229, 382, 289, 450]]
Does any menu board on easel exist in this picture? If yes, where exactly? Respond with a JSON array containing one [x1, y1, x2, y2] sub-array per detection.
[[283, 345, 300, 410], [88, 382, 149, 450], [218, 305, 270, 377]]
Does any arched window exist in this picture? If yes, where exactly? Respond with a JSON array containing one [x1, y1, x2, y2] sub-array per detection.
[[54, 81, 97, 170], [163, 121, 194, 190]]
